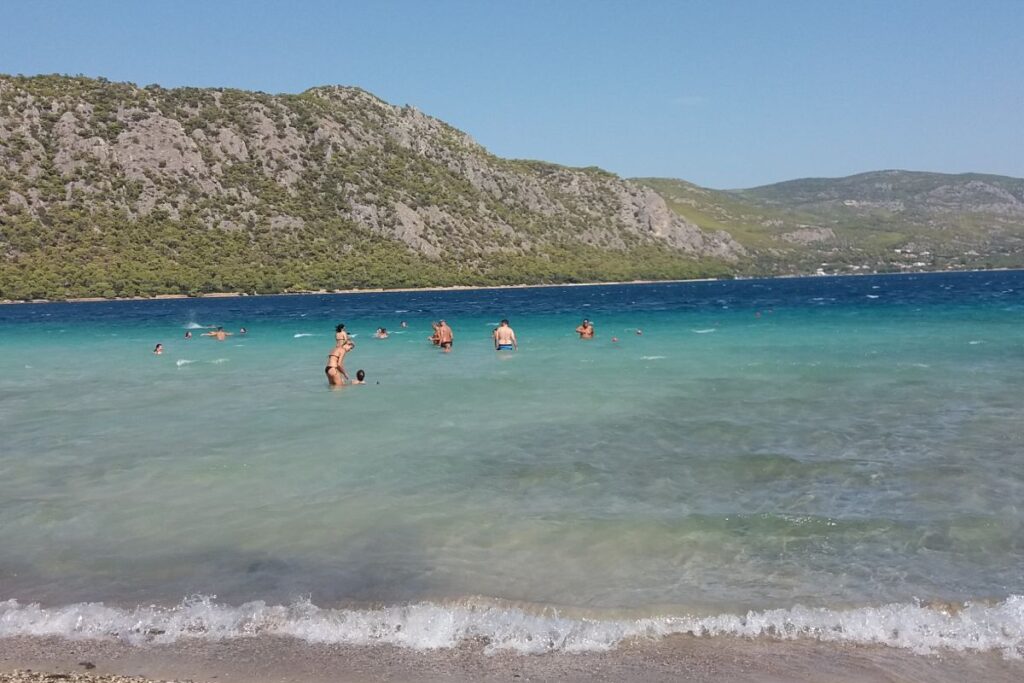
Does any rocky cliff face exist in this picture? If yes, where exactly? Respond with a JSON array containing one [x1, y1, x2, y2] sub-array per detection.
[[0, 75, 742, 298]]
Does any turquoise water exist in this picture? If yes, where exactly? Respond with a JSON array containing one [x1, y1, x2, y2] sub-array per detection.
[[1, 272, 1023, 654]]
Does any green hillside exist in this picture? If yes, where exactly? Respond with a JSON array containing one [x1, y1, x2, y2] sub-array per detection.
[[0, 75, 739, 300], [638, 171, 1024, 275]]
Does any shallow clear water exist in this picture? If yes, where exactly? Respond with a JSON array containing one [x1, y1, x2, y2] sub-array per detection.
[[1, 271, 1023, 653]]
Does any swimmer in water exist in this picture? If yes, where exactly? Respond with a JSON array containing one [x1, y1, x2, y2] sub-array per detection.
[[202, 326, 232, 341], [325, 341, 354, 387], [636, 329, 643, 336], [353, 369, 366, 384], [153, 343, 163, 355], [436, 320, 453, 352], [429, 322, 441, 346], [493, 319, 517, 351], [184, 331, 192, 339], [401, 321, 408, 328], [375, 327, 389, 339], [575, 319, 595, 339], [240, 327, 248, 334]]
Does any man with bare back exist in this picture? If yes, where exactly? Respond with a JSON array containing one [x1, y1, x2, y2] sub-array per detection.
[[437, 320, 454, 352], [493, 319, 517, 351], [203, 326, 233, 341]]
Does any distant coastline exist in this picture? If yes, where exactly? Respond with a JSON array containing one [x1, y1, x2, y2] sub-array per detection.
[[1, 267, 1019, 306], [0, 277, 719, 305]]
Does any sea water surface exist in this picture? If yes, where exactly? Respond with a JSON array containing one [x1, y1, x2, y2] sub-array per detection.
[[1, 271, 1023, 655]]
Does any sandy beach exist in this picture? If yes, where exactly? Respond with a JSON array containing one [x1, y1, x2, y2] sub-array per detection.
[[2, 634, 1023, 683]]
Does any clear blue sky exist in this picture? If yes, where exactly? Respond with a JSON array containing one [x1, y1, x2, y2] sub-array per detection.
[[2, 0, 1022, 188]]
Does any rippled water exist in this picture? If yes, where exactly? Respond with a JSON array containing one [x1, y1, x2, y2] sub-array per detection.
[[1, 271, 1023, 654]]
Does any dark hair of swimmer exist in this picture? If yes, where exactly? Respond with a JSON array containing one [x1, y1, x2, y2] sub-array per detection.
[[356, 369, 365, 381], [501, 319, 509, 325], [336, 323, 345, 332]]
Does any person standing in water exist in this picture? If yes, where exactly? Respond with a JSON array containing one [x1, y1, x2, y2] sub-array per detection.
[[493, 319, 517, 351], [436, 320, 454, 352], [325, 340, 354, 387], [335, 323, 350, 346], [575, 319, 595, 339]]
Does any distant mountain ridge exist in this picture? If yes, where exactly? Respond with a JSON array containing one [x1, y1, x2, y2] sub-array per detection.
[[638, 170, 1024, 275], [0, 74, 742, 300], [1, 74, 1021, 300]]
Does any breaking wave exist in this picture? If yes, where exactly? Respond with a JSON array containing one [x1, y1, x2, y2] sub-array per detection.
[[1, 596, 1021, 657]]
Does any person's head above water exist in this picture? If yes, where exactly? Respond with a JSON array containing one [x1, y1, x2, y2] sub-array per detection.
[[500, 319, 509, 326], [336, 323, 346, 333], [356, 369, 365, 382], [153, 343, 163, 354]]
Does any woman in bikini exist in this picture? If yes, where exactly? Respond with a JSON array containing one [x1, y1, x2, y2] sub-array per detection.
[[325, 341, 354, 387], [335, 323, 350, 345]]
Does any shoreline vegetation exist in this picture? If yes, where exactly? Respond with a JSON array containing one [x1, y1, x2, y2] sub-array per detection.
[[1, 267, 1018, 306]]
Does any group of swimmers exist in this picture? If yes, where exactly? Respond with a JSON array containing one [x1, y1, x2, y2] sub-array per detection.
[[325, 318, 521, 387], [153, 326, 247, 353], [324, 315, 618, 387], [154, 318, 634, 384]]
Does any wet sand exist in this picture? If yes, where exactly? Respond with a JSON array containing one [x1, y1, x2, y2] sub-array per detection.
[[2, 635, 1022, 683]]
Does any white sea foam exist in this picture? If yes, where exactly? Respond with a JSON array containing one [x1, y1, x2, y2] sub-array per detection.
[[866, 295, 880, 299], [0, 596, 1021, 657], [175, 359, 195, 367], [641, 356, 667, 360], [184, 323, 206, 329], [969, 340, 983, 345], [293, 333, 315, 338], [693, 329, 717, 334], [210, 358, 229, 364]]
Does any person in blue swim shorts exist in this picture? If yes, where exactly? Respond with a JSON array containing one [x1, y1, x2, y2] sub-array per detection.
[[493, 319, 517, 351]]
